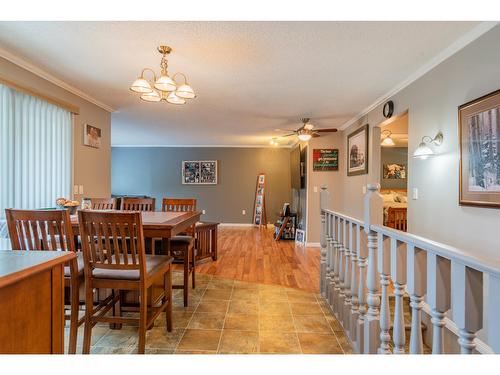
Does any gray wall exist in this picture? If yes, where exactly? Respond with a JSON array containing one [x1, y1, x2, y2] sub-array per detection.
[[380, 147, 408, 189], [112, 147, 291, 223]]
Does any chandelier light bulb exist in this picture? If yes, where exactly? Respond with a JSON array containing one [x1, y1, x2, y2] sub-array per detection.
[[130, 77, 153, 93], [166, 91, 186, 105], [140, 90, 161, 102]]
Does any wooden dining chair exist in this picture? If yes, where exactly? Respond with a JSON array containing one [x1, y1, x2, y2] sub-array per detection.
[[89, 197, 117, 210], [78, 210, 173, 354], [5, 208, 83, 354], [162, 198, 196, 307], [120, 197, 156, 212]]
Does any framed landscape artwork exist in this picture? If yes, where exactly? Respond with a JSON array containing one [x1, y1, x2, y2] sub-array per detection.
[[347, 124, 369, 176], [313, 148, 339, 171], [459, 89, 500, 207], [383, 163, 406, 179], [83, 124, 101, 148], [182, 160, 218, 185]]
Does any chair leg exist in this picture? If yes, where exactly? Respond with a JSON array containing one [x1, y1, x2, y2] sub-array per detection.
[[111, 289, 122, 330], [165, 267, 173, 332], [191, 245, 196, 289], [138, 288, 148, 354], [183, 249, 189, 307], [82, 283, 94, 354], [68, 261, 79, 354]]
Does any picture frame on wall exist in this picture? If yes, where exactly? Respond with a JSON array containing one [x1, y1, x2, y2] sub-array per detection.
[[313, 148, 339, 171], [83, 124, 101, 149], [182, 160, 218, 185], [459, 89, 500, 208], [347, 124, 369, 176]]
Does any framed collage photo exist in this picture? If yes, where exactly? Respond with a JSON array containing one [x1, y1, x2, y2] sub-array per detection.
[[182, 160, 218, 185]]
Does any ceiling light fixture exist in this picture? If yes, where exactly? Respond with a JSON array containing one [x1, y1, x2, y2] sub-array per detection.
[[413, 131, 443, 159], [130, 45, 195, 105], [381, 130, 396, 146], [297, 129, 312, 142], [269, 138, 279, 146]]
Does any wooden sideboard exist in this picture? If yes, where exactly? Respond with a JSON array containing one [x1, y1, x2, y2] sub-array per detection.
[[0, 250, 75, 354]]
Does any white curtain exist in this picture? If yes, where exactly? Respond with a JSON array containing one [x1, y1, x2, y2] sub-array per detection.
[[0, 83, 72, 235]]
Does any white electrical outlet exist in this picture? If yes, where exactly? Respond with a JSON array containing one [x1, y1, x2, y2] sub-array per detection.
[[313, 186, 318, 193], [412, 188, 419, 200], [202, 210, 206, 214], [73, 185, 79, 195], [242, 209, 246, 215], [362, 185, 367, 194], [79, 185, 84, 194]]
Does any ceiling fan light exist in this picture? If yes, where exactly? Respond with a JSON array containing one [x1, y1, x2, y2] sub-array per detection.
[[140, 90, 161, 102], [166, 91, 186, 105], [154, 75, 176, 92], [413, 141, 434, 159], [130, 78, 153, 93], [176, 84, 196, 99], [298, 133, 312, 142]]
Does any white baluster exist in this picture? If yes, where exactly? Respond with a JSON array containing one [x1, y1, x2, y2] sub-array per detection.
[[356, 229, 368, 353], [332, 218, 341, 319], [390, 239, 407, 354], [343, 221, 352, 334], [320, 198, 328, 297], [407, 245, 427, 354], [363, 183, 383, 354], [327, 224, 336, 308], [427, 253, 451, 354], [451, 262, 483, 354], [324, 214, 332, 301], [487, 273, 500, 353], [329, 216, 339, 311], [350, 223, 360, 347], [337, 219, 345, 323], [377, 234, 391, 354]]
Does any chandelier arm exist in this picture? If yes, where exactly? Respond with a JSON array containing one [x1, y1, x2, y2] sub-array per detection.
[[141, 68, 157, 82], [172, 72, 188, 85]]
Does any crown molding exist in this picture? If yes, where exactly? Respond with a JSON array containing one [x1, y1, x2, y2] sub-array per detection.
[[111, 144, 293, 148], [339, 21, 499, 131], [0, 46, 115, 113]]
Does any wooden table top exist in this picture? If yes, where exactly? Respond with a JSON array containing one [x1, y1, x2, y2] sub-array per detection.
[[0, 250, 75, 289]]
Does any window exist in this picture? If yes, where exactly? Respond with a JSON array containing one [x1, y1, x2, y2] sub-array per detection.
[[0, 83, 72, 236]]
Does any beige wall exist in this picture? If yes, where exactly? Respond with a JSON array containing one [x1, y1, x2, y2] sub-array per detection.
[[338, 24, 500, 260], [306, 132, 344, 243], [0, 57, 112, 201]]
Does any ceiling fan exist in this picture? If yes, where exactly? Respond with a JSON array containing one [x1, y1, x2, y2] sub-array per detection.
[[279, 118, 338, 142]]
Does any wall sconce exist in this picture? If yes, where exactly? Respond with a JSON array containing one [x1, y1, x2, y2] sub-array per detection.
[[413, 131, 443, 159], [381, 130, 396, 146]]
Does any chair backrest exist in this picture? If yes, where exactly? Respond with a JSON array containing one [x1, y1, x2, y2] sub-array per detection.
[[78, 210, 146, 273], [90, 197, 117, 210], [120, 197, 156, 212], [162, 198, 197, 213], [5, 208, 75, 252], [387, 207, 407, 232]]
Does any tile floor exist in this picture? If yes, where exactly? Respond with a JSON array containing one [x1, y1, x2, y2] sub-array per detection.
[[65, 272, 352, 354]]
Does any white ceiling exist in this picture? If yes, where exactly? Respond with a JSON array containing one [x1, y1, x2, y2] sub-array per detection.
[[0, 21, 480, 146]]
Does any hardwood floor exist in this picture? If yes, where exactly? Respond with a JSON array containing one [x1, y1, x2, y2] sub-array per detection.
[[194, 226, 320, 292]]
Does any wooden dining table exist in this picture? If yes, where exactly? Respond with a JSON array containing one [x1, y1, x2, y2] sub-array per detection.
[[70, 210, 201, 253]]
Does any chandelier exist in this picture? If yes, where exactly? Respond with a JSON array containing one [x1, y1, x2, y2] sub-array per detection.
[[129, 45, 195, 105]]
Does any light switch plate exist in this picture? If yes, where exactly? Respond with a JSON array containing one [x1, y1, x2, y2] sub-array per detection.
[[412, 187, 418, 200], [242, 209, 246, 215], [362, 185, 367, 194], [313, 186, 318, 193], [202, 210, 206, 214], [73, 185, 79, 195], [79, 185, 84, 194]]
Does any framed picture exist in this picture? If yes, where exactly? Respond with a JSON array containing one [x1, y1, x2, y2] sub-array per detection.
[[383, 163, 406, 179], [459, 89, 500, 207], [182, 160, 218, 185], [295, 229, 305, 245], [347, 124, 369, 176], [313, 148, 339, 171], [83, 124, 101, 148]]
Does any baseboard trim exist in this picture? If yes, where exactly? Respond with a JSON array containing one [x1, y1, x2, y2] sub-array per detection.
[[219, 223, 255, 227], [421, 302, 493, 354], [306, 242, 320, 248]]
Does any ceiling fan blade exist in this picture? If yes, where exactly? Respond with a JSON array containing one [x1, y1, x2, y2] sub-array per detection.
[[315, 128, 338, 133], [312, 132, 321, 138], [281, 133, 297, 138]]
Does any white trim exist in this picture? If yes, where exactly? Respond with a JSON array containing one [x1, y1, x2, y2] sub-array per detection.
[[0, 46, 115, 113], [339, 21, 499, 131], [218, 223, 255, 227], [112, 144, 292, 148], [421, 302, 494, 354], [306, 242, 320, 248]]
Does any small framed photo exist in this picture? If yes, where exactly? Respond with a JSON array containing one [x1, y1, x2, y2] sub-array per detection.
[[347, 124, 369, 176], [295, 229, 305, 245], [83, 124, 101, 149], [459, 89, 500, 207]]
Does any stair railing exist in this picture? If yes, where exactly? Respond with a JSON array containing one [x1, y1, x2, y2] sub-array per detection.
[[319, 184, 500, 354]]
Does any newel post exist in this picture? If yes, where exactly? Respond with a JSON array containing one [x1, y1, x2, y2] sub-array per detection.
[[320, 186, 330, 297], [363, 183, 384, 353]]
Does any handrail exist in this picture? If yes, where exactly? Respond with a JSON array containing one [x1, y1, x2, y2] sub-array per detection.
[[322, 208, 363, 226]]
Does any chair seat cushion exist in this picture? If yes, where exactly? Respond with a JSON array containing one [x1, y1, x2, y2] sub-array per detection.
[[64, 252, 84, 277], [92, 254, 173, 280]]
